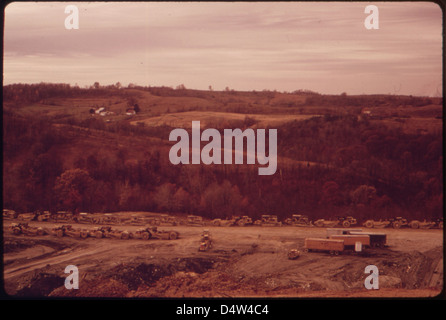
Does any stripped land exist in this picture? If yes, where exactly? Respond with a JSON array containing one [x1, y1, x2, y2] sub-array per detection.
[[3, 217, 443, 298]]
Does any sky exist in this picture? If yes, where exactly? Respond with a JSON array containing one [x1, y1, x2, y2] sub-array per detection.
[[3, 1, 443, 96]]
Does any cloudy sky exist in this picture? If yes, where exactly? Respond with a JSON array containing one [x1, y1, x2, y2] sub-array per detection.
[[3, 1, 443, 96]]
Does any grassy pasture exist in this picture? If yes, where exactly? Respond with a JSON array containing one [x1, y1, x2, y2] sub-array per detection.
[[130, 111, 321, 129]]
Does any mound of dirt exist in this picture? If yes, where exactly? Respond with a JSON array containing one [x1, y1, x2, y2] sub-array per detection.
[[14, 272, 65, 297], [108, 257, 217, 290], [49, 257, 219, 297]]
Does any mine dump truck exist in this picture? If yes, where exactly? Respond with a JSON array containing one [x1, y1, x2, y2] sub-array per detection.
[[15, 210, 56, 222], [3, 209, 18, 219], [313, 219, 339, 228], [86, 214, 121, 225], [363, 219, 391, 228], [16, 212, 39, 221], [90, 226, 108, 238], [407, 220, 436, 229], [212, 218, 233, 226], [153, 228, 179, 240], [131, 227, 179, 240], [314, 216, 357, 228], [433, 218, 443, 229], [51, 225, 89, 238], [89, 226, 131, 239], [213, 216, 253, 227], [304, 238, 344, 255], [199, 229, 213, 251], [143, 216, 161, 226], [28, 210, 51, 222], [133, 227, 153, 240], [101, 213, 122, 225], [77, 212, 97, 224], [187, 215, 204, 226], [284, 214, 312, 226], [52, 211, 76, 222], [150, 227, 178, 240], [233, 216, 253, 226], [159, 214, 178, 226], [120, 215, 145, 226], [337, 216, 357, 228], [10, 223, 46, 236], [388, 217, 409, 229], [254, 215, 282, 226]]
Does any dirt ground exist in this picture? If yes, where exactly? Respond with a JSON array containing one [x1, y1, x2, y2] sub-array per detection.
[[2, 217, 444, 299]]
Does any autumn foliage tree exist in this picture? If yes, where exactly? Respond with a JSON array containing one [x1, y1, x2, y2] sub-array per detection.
[[53, 169, 94, 213], [200, 180, 243, 219]]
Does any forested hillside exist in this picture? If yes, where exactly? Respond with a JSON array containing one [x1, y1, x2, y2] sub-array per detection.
[[3, 83, 443, 222]]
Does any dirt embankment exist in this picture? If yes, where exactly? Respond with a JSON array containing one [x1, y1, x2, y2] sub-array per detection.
[[2, 222, 444, 298]]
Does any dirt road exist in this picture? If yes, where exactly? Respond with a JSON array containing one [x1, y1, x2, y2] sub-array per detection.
[[2, 219, 443, 298]]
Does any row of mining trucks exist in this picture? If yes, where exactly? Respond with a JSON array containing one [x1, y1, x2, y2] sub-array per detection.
[[4, 209, 443, 229], [268, 214, 443, 229], [212, 214, 358, 228], [363, 217, 443, 229], [8, 223, 179, 241], [3, 209, 180, 227], [288, 228, 388, 258]]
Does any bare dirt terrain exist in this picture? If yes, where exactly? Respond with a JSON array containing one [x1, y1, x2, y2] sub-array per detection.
[[2, 216, 443, 299]]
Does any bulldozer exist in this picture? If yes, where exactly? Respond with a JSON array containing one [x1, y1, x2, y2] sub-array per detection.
[[10, 223, 46, 236], [199, 229, 213, 252], [287, 249, 301, 260]]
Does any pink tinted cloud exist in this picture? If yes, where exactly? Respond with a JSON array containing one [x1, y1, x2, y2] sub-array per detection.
[[3, 2, 442, 96]]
